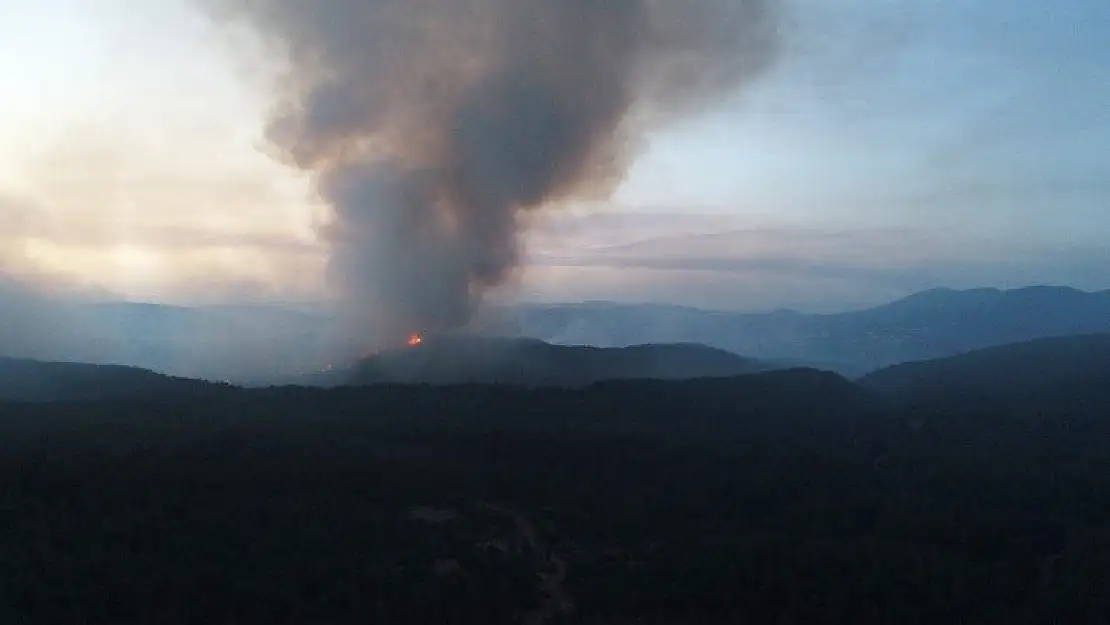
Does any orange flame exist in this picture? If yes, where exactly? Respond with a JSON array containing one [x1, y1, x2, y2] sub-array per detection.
[[407, 333, 423, 347]]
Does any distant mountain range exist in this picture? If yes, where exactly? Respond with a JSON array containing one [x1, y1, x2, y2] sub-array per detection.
[[2, 285, 1110, 381], [510, 286, 1110, 375]]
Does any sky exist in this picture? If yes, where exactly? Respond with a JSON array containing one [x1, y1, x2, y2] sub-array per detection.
[[1, 0, 1108, 312]]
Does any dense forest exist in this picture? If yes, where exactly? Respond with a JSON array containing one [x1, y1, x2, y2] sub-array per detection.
[[2, 333, 1110, 623]]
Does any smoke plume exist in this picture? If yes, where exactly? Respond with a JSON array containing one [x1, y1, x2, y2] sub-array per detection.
[[208, 0, 779, 348]]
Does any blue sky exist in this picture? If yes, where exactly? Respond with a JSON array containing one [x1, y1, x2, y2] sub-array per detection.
[[0, 0, 1107, 311], [622, 0, 1110, 228], [575, 0, 1110, 309]]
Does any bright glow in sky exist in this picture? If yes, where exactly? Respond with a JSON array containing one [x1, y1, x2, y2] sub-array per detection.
[[0, 0, 319, 302], [2, 0, 1108, 311]]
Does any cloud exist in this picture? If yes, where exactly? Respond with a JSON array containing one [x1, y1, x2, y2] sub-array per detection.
[[0, 192, 40, 243], [28, 223, 317, 254]]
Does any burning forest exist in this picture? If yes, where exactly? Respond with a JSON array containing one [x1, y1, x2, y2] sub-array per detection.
[[205, 0, 779, 354]]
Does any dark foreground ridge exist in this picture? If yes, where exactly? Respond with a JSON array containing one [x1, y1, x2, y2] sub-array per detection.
[[3, 338, 1110, 623]]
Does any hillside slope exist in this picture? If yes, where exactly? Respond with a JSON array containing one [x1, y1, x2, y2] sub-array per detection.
[[0, 357, 226, 402], [346, 336, 773, 387], [858, 333, 1110, 402]]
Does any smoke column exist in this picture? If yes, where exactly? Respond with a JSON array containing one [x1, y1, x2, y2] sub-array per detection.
[[207, 0, 778, 350]]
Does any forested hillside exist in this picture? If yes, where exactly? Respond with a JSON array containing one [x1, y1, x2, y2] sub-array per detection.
[[2, 361, 1109, 623]]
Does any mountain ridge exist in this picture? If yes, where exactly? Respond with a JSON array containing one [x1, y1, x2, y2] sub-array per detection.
[[513, 285, 1110, 374], [4, 284, 1110, 380], [343, 336, 775, 387], [0, 356, 227, 403], [859, 332, 1110, 402]]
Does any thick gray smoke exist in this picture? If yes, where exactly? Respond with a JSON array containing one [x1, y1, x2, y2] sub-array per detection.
[[209, 0, 778, 349]]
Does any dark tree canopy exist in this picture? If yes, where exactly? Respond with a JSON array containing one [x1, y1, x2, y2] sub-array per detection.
[[2, 336, 1110, 623]]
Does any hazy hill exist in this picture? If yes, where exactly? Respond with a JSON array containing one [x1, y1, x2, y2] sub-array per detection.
[[345, 336, 773, 387], [67, 302, 330, 382], [859, 333, 1110, 402], [0, 357, 226, 402]]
